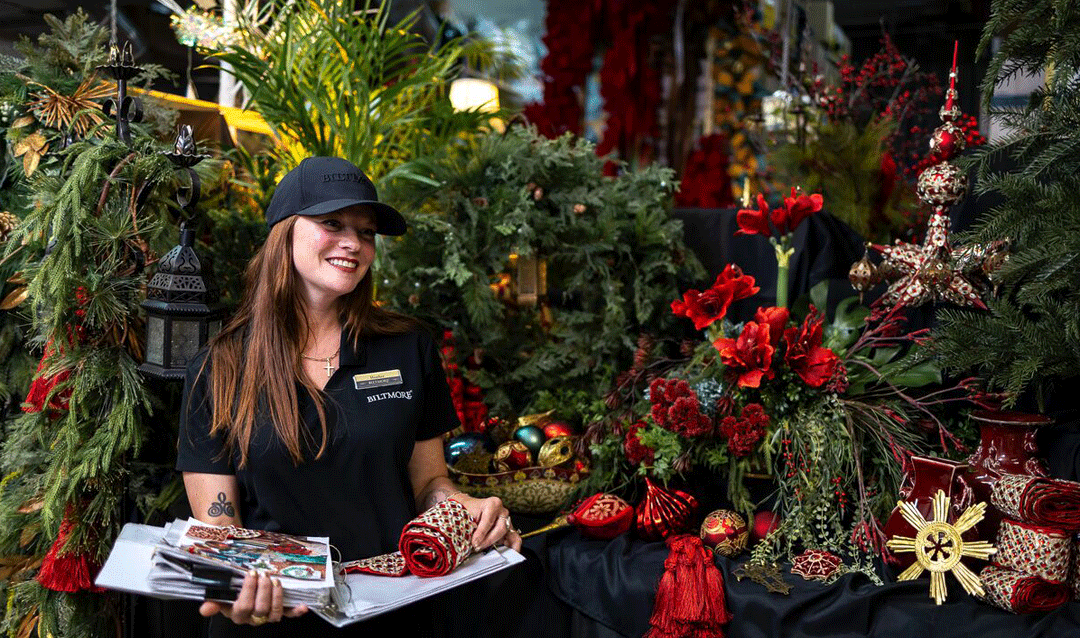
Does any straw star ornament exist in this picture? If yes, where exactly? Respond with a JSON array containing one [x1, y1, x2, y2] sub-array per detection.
[[886, 489, 996, 605]]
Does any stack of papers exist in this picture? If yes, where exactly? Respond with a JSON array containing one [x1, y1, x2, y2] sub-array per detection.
[[96, 519, 524, 626]]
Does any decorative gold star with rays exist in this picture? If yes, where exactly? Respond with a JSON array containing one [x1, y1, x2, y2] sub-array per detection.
[[886, 489, 996, 605]]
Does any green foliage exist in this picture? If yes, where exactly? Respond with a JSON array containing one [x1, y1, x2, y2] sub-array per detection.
[[770, 117, 920, 241], [214, 0, 496, 184], [382, 126, 701, 417], [932, 0, 1080, 408]]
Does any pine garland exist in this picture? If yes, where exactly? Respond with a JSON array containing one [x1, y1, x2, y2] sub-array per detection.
[[0, 112, 177, 638], [931, 0, 1080, 409]]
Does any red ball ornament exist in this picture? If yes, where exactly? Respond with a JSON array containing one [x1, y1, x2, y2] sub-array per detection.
[[635, 478, 698, 541], [750, 510, 781, 543], [493, 440, 532, 472], [699, 509, 749, 558], [543, 420, 574, 439]]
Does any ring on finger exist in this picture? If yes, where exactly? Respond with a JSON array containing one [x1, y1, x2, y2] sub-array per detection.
[[250, 615, 269, 626], [503, 516, 514, 532]]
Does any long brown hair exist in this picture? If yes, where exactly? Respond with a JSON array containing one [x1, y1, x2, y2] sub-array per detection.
[[200, 215, 418, 467]]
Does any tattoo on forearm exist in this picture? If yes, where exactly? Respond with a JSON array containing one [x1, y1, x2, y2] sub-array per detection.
[[421, 487, 458, 510], [207, 492, 235, 518]]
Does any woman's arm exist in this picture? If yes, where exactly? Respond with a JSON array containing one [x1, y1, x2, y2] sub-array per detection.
[[409, 437, 522, 551], [183, 472, 243, 527], [182, 472, 307, 624]]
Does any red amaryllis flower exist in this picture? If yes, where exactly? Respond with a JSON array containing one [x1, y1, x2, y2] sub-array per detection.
[[736, 193, 773, 237], [783, 306, 840, 388], [780, 187, 823, 233], [753, 306, 790, 346], [713, 322, 776, 388], [671, 264, 760, 330]]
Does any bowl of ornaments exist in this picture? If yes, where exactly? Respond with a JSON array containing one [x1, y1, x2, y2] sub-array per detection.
[[445, 411, 590, 515]]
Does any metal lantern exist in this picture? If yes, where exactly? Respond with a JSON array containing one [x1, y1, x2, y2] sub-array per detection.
[[139, 225, 225, 379]]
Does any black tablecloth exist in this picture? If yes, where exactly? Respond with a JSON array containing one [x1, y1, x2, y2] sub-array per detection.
[[546, 530, 1080, 638]]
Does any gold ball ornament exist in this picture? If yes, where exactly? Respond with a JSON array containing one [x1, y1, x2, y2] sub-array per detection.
[[848, 251, 877, 297], [699, 509, 749, 558], [538, 435, 575, 468]]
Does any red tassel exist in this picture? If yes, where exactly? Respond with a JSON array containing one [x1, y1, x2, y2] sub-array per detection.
[[36, 510, 104, 593], [23, 339, 74, 416], [645, 534, 730, 638]]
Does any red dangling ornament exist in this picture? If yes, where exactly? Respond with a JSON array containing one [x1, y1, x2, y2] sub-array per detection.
[[37, 506, 104, 593], [566, 493, 634, 540], [644, 534, 731, 638], [636, 478, 698, 541], [23, 338, 76, 418]]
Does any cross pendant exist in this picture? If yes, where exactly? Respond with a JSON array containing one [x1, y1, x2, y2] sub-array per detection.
[[324, 358, 335, 378]]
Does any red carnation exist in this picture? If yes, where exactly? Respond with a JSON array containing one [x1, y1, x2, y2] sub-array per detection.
[[624, 422, 654, 465], [719, 403, 770, 457], [713, 322, 776, 388], [783, 306, 840, 388], [671, 264, 760, 330]]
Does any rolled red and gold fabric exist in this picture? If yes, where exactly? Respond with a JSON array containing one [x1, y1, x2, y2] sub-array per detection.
[[341, 499, 477, 578], [994, 518, 1073, 583], [980, 565, 1071, 614], [991, 473, 1080, 530], [1072, 536, 1080, 601]]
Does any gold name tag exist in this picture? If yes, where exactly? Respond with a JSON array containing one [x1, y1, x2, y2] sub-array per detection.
[[353, 369, 403, 390]]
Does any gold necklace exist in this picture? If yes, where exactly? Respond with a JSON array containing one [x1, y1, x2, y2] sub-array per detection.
[[301, 348, 340, 378]]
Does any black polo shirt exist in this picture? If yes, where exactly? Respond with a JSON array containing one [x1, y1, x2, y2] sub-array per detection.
[[176, 328, 458, 562]]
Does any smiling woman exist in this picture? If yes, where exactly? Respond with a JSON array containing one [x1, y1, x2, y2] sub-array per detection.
[[176, 157, 520, 637]]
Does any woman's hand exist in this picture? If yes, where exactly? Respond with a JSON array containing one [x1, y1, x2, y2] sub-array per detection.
[[199, 571, 308, 626], [451, 494, 522, 552]]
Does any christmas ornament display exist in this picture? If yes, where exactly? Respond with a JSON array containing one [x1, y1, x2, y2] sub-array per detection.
[[542, 420, 575, 439], [993, 519, 1073, 583], [699, 509, 749, 558], [979, 565, 1072, 614], [635, 478, 698, 541], [861, 42, 988, 312], [790, 549, 843, 582], [991, 472, 1080, 530], [538, 436, 574, 468], [566, 493, 634, 540], [513, 425, 547, 456], [493, 441, 532, 472], [886, 489, 997, 605], [444, 432, 495, 467]]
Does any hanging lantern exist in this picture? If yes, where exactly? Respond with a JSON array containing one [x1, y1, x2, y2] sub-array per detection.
[[139, 225, 225, 379]]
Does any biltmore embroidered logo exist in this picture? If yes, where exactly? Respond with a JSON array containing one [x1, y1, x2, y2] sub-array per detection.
[[367, 390, 413, 403], [323, 172, 365, 183]]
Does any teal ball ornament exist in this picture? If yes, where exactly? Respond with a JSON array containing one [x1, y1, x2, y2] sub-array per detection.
[[513, 425, 546, 456], [445, 432, 495, 466]]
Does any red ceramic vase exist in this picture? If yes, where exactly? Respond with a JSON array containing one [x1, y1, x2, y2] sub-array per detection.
[[965, 409, 1052, 538], [883, 455, 973, 568]]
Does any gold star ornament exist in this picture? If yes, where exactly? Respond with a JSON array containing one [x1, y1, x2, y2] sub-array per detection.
[[886, 489, 997, 605]]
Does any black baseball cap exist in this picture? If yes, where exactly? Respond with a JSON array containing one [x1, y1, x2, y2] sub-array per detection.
[[264, 157, 407, 235]]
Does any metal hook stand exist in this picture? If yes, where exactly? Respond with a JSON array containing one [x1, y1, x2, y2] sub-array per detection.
[[97, 42, 144, 146]]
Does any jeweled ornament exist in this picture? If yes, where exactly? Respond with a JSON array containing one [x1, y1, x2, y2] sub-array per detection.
[[542, 420, 574, 439], [636, 477, 698, 541], [886, 489, 997, 605], [513, 425, 546, 456], [538, 436, 574, 467], [493, 440, 532, 472], [566, 493, 634, 539], [699, 509, 749, 558], [444, 432, 495, 466], [790, 549, 843, 581]]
